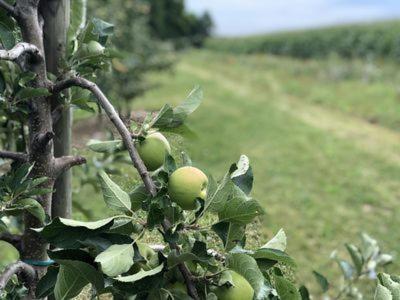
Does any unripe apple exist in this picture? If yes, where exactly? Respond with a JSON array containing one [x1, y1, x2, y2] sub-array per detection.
[[78, 41, 104, 58], [168, 166, 208, 210], [215, 270, 254, 300], [87, 40, 104, 56], [136, 132, 171, 171]]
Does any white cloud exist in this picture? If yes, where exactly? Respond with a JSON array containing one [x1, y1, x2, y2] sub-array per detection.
[[186, 0, 400, 36]]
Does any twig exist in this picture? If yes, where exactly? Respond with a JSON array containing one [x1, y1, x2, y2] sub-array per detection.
[[52, 76, 157, 196], [0, 42, 42, 71], [0, 261, 36, 293], [52, 76, 199, 299], [0, 0, 16, 17], [53, 155, 86, 177], [0, 150, 28, 162]]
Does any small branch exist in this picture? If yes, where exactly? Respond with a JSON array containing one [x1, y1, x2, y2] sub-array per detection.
[[0, 233, 22, 251], [0, 42, 42, 71], [52, 77, 157, 196], [53, 155, 86, 177], [0, 261, 36, 292], [0, 150, 28, 162], [0, 0, 16, 17], [162, 220, 199, 299]]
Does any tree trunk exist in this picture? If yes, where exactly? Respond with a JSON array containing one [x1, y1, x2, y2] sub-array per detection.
[[41, 0, 72, 219]]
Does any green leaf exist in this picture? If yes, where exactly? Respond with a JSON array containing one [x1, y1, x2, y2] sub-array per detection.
[[226, 253, 267, 300], [71, 98, 95, 112], [345, 243, 364, 275], [87, 139, 123, 153], [312, 271, 329, 293], [378, 273, 400, 299], [150, 86, 203, 129], [167, 250, 198, 268], [299, 286, 310, 300], [337, 260, 354, 280], [218, 197, 263, 224], [15, 87, 51, 100], [35, 217, 115, 248], [68, 0, 87, 43], [0, 22, 15, 49], [92, 18, 114, 44], [115, 263, 164, 282], [95, 244, 134, 277], [17, 198, 45, 223], [36, 266, 59, 298], [231, 155, 253, 195], [54, 260, 104, 300], [261, 229, 287, 251], [212, 221, 245, 251], [203, 172, 234, 214], [273, 269, 301, 300], [18, 72, 36, 87], [98, 171, 131, 213], [375, 284, 393, 300], [173, 85, 203, 120], [253, 248, 296, 267]]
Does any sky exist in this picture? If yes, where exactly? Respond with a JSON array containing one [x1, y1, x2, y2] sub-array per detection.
[[186, 0, 400, 37]]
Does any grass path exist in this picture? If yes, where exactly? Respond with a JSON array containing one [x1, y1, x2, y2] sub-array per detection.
[[179, 62, 400, 167]]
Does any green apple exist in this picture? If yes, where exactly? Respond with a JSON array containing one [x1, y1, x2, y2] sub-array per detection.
[[214, 270, 254, 300], [136, 132, 171, 171], [78, 41, 104, 58], [168, 166, 208, 210]]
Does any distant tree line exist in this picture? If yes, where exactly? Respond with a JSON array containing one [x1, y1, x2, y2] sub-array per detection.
[[147, 0, 213, 47]]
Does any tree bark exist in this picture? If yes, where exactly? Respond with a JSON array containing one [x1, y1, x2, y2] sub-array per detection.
[[41, 0, 72, 219]]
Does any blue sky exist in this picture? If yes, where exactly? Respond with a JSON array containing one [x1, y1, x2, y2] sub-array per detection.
[[186, 0, 400, 36]]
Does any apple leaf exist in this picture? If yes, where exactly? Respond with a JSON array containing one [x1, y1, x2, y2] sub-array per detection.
[[35, 267, 59, 298], [98, 170, 131, 213], [375, 284, 393, 300], [312, 271, 329, 293], [345, 243, 364, 275], [253, 248, 296, 267], [218, 197, 264, 224], [227, 253, 269, 300], [167, 250, 198, 268], [54, 260, 104, 300], [149, 86, 203, 129], [377, 273, 400, 299], [261, 229, 287, 251], [87, 139, 123, 153], [35, 217, 115, 248], [231, 155, 253, 195], [95, 244, 134, 277], [203, 172, 234, 215], [115, 263, 164, 282], [212, 221, 245, 251], [273, 268, 301, 300]]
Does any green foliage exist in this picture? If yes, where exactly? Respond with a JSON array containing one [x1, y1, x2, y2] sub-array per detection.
[[206, 20, 400, 61], [87, 0, 174, 115], [147, 0, 213, 47]]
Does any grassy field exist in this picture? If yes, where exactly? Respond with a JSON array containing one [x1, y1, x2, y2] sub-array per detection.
[[129, 50, 400, 294]]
